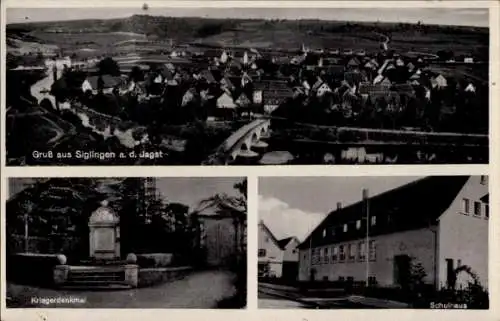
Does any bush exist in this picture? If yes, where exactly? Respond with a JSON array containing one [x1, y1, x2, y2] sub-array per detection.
[[7, 253, 64, 287]]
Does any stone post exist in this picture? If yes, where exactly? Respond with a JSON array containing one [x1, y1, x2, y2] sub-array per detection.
[[124, 264, 139, 288], [53, 265, 70, 286]]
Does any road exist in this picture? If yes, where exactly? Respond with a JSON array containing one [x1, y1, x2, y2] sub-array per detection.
[[259, 292, 315, 309], [7, 270, 237, 308]]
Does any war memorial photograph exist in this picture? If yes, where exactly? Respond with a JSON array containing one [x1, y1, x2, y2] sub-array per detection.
[[258, 176, 489, 309], [4, 7, 489, 165], [5, 177, 247, 308]]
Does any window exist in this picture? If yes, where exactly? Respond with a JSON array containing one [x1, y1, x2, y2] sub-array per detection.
[[339, 245, 346, 261], [332, 246, 338, 262], [480, 176, 487, 185], [312, 248, 320, 265], [349, 243, 356, 260], [258, 249, 266, 257], [369, 240, 376, 261], [343, 224, 348, 233], [292, 249, 297, 253], [371, 215, 377, 226], [323, 247, 329, 263], [322, 229, 326, 238], [462, 198, 470, 214], [358, 242, 366, 261], [474, 201, 481, 216], [265, 236, 270, 243], [356, 220, 361, 230], [486, 204, 489, 218], [331, 227, 336, 236]]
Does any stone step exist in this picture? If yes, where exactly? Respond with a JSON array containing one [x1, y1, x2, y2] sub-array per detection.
[[69, 275, 124, 281], [66, 279, 126, 285], [60, 284, 132, 291]]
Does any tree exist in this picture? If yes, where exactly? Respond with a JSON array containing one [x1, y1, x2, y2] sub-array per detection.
[[130, 66, 144, 82], [97, 57, 120, 76]]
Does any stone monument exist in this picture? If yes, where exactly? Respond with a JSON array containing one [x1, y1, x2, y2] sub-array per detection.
[[89, 200, 120, 260]]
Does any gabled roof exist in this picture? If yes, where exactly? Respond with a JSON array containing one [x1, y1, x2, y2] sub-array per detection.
[[298, 176, 470, 249], [277, 236, 299, 249], [260, 220, 285, 250], [200, 69, 216, 83], [347, 57, 361, 66]]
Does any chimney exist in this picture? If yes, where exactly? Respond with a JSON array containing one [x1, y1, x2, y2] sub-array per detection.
[[336, 202, 342, 210], [362, 188, 369, 200]]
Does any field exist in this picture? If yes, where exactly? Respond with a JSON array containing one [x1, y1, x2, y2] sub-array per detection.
[[7, 15, 489, 59]]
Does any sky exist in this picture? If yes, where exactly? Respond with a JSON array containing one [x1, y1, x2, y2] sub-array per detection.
[[259, 176, 422, 242], [7, 8, 489, 27], [8, 177, 244, 211], [155, 177, 243, 211]]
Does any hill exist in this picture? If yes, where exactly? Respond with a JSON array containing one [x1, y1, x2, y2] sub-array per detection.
[[6, 14, 489, 56]]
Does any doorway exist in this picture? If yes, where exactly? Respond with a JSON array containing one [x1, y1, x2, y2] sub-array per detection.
[[393, 254, 411, 288]]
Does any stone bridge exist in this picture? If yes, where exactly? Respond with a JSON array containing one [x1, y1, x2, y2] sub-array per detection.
[[204, 118, 272, 165]]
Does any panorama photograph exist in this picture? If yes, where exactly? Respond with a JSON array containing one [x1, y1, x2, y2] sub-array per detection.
[[5, 7, 489, 165], [5, 177, 247, 308]]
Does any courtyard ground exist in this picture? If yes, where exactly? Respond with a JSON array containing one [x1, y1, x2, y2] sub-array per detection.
[[7, 270, 237, 308]]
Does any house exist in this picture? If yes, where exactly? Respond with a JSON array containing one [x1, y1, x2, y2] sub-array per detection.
[[253, 90, 263, 104], [220, 77, 235, 91], [465, 83, 476, 93], [297, 176, 489, 291], [347, 57, 361, 68], [217, 91, 237, 109], [241, 72, 252, 88], [344, 71, 365, 87], [181, 88, 196, 107], [258, 221, 300, 279], [279, 237, 301, 281], [235, 92, 251, 107], [262, 88, 293, 114], [200, 70, 216, 84], [81, 75, 120, 95], [431, 74, 448, 89], [358, 82, 391, 99], [311, 78, 332, 97]]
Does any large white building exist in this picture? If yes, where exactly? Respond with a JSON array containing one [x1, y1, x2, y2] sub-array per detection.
[[297, 176, 489, 290]]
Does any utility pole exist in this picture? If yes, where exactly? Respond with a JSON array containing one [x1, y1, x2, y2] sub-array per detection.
[[363, 188, 370, 286], [24, 213, 29, 253], [308, 223, 313, 281]]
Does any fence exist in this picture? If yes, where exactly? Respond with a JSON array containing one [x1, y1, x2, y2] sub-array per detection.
[[6, 234, 86, 263]]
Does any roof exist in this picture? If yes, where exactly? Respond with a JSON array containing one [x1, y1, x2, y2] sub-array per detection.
[[260, 221, 285, 250], [358, 82, 390, 95], [298, 176, 470, 249], [84, 75, 120, 89], [392, 83, 416, 96], [277, 237, 298, 249], [344, 71, 364, 85]]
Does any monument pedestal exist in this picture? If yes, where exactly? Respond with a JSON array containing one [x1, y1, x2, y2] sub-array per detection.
[[89, 201, 120, 261]]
